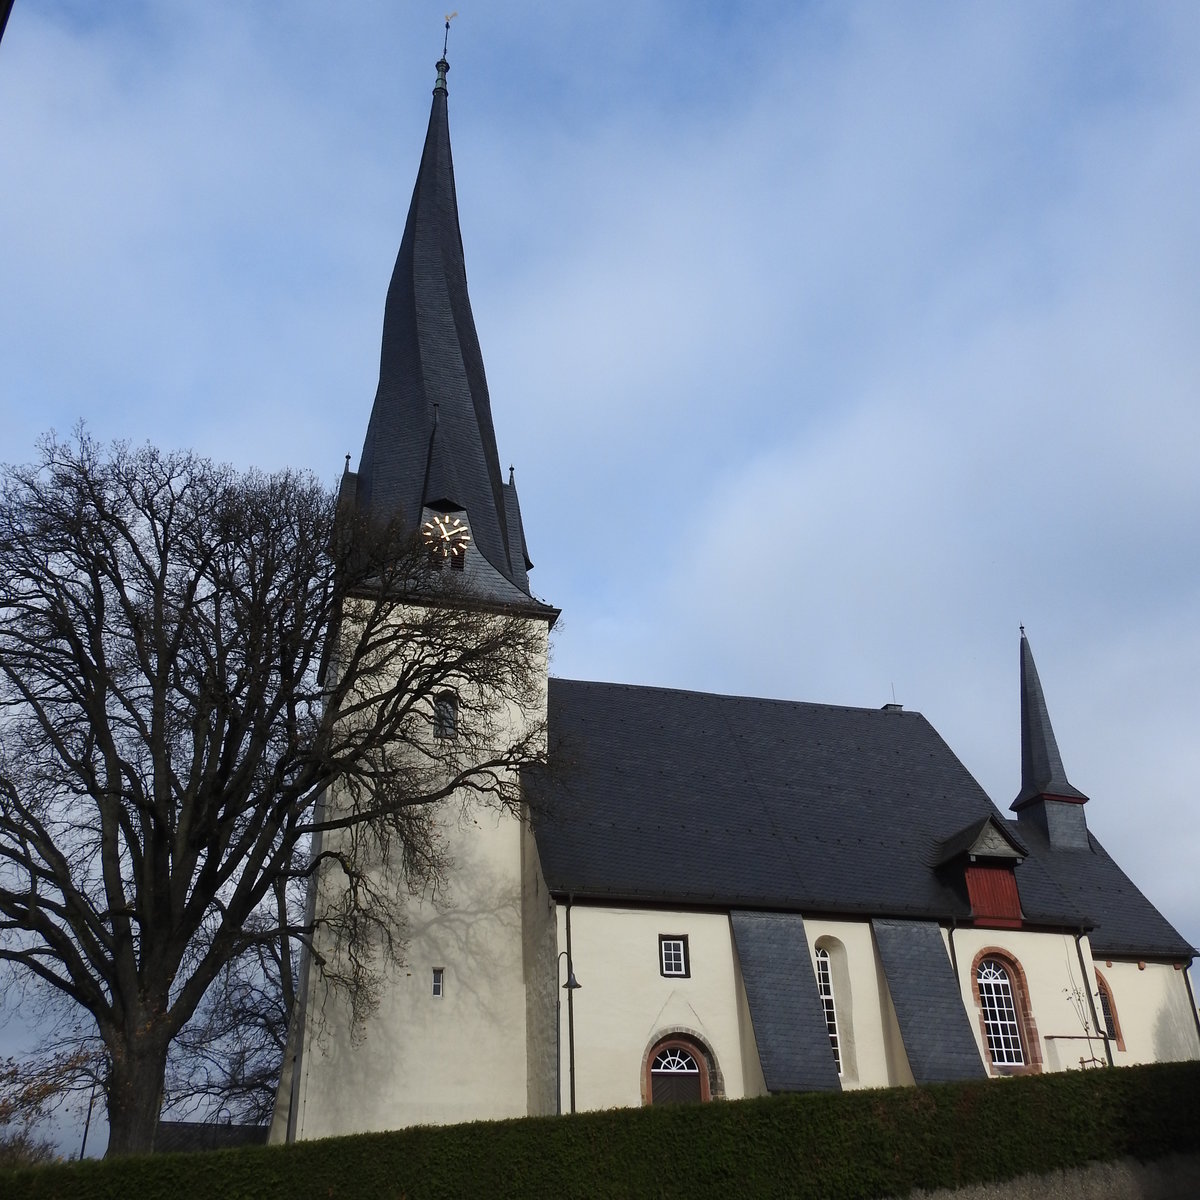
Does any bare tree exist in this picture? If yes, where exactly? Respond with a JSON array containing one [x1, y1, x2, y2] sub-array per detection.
[[162, 923, 296, 1127], [0, 432, 548, 1155]]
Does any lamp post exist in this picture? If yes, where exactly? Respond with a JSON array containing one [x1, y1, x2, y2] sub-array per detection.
[[556, 948, 581, 1115]]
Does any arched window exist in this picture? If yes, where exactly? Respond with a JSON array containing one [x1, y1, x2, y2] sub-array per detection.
[[433, 691, 458, 739], [815, 947, 841, 1075], [643, 1034, 721, 1106], [1095, 971, 1124, 1051], [650, 1045, 702, 1105], [977, 958, 1024, 1065], [971, 949, 1040, 1073], [813, 937, 855, 1081]]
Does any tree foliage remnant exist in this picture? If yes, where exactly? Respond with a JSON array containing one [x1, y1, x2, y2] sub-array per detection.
[[0, 433, 549, 1154], [0, 1051, 89, 1166]]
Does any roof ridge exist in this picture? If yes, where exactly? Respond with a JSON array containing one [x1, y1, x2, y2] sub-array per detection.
[[549, 675, 922, 716]]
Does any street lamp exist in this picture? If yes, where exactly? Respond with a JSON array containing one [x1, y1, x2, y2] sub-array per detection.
[[556, 949, 581, 1114]]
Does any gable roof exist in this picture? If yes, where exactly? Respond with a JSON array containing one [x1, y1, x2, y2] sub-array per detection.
[[528, 679, 1192, 958], [933, 815, 1026, 867]]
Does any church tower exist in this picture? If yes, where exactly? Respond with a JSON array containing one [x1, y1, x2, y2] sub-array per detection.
[[274, 48, 557, 1140]]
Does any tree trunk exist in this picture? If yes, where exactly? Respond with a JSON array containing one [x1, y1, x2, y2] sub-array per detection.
[[105, 1032, 171, 1157]]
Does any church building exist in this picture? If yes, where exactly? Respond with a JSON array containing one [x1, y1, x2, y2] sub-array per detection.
[[271, 52, 1199, 1141]]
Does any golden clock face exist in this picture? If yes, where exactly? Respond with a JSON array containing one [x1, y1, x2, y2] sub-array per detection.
[[422, 514, 471, 559]]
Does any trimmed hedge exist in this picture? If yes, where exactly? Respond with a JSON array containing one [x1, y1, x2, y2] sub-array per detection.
[[4, 1061, 1199, 1200]]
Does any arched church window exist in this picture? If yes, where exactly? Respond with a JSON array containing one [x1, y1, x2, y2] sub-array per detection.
[[970, 948, 1041, 1073], [433, 691, 458, 739], [976, 958, 1024, 1066], [815, 947, 841, 1075], [1095, 972, 1124, 1050], [813, 937, 856, 1080]]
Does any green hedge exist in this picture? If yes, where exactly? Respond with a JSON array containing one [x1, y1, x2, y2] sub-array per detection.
[[5, 1061, 1199, 1200]]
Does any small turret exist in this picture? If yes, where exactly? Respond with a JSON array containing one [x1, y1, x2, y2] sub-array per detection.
[[1010, 629, 1090, 849]]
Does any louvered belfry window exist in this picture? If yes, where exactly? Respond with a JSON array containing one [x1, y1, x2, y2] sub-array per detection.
[[977, 958, 1025, 1065]]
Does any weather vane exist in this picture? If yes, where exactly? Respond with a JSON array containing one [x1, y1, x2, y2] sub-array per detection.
[[443, 12, 458, 57]]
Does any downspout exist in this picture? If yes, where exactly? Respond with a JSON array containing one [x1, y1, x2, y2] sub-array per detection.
[[1075, 932, 1112, 1067], [1184, 958, 1200, 1051], [565, 894, 578, 1114]]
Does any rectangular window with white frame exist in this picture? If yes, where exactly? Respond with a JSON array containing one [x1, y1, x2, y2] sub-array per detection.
[[659, 935, 690, 978], [432, 967, 444, 998]]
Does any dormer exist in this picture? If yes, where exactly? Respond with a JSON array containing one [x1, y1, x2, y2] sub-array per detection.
[[935, 815, 1027, 930]]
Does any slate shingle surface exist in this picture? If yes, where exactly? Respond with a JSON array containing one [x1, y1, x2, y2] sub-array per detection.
[[871, 918, 987, 1082], [529, 679, 1191, 959], [356, 68, 526, 594], [1009, 820, 1195, 958], [1015, 632, 1088, 807], [729, 911, 841, 1092]]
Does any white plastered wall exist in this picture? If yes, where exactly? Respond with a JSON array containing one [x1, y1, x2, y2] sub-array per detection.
[[283, 606, 550, 1139], [521, 819, 558, 1115], [1094, 957, 1200, 1066], [556, 906, 753, 1111], [801, 917, 916, 1089], [556, 910, 928, 1110], [949, 928, 1110, 1074]]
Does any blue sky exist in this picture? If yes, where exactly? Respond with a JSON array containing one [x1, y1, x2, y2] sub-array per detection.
[[2, 0, 1199, 1150]]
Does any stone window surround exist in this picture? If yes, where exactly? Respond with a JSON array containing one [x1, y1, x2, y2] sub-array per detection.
[[970, 946, 1043, 1075], [640, 1029, 724, 1105], [1094, 970, 1125, 1052]]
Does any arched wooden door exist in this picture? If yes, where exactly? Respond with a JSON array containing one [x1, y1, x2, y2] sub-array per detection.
[[648, 1042, 708, 1105]]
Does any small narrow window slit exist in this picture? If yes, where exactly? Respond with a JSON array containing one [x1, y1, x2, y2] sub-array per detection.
[[434, 692, 458, 739]]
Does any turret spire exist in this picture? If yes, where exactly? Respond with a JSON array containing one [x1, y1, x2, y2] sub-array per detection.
[[1011, 630, 1090, 848]]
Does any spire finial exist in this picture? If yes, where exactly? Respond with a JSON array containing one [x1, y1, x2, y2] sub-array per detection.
[[344, 453, 351, 473], [435, 13, 457, 93]]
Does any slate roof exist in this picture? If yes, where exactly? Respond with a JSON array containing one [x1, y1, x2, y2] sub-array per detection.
[[871, 919, 987, 1082], [1013, 631, 1088, 808], [1009, 819, 1195, 958], [355, 57, 530, 595], [729, 912, 841, 1092], [933, 815, 1026, 867], [528, 678, 1192, 959]]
